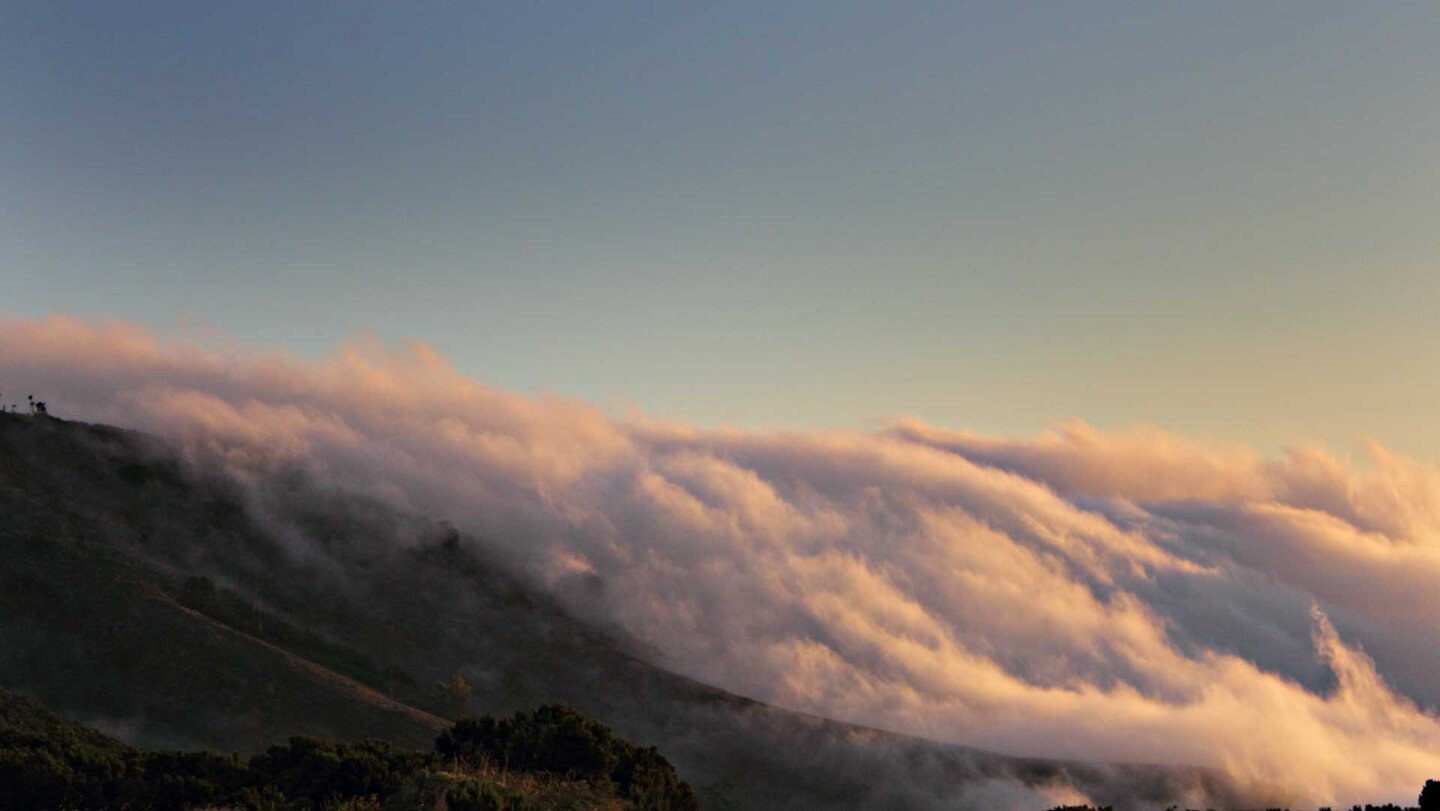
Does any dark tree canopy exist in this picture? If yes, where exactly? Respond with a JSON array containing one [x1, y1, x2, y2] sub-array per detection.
[[1419, 780, 1440, 811], [2, 691, 697, 811]]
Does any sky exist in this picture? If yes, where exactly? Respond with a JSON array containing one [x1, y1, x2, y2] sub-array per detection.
[[4, 2, 1440, 456]]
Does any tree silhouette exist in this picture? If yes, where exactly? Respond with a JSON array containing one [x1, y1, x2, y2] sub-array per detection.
[[1419, 780, 1440, 811], [437, 671, 472, 716]]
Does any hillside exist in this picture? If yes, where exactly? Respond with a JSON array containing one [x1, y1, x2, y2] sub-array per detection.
[[0, 412, 1239, 809]]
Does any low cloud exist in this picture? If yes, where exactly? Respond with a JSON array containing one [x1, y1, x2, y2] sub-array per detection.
[[5, 314, 1440, 806]]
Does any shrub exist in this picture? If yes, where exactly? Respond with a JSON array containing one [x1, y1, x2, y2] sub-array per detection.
[[1, 690, 695, 810], [247, 737, 426, 806], [446, 778, 533, 811], [436, 705, 697, 810]]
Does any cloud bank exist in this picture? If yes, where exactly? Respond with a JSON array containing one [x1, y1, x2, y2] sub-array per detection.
[[4, 315, 1440, 806]]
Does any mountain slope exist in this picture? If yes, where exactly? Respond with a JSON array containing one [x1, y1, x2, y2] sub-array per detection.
[[0, 412, 1239, 809]]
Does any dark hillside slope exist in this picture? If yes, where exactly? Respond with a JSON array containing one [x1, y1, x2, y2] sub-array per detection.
[[0, 413, 1241, 809], [0, 414, 445, 750]]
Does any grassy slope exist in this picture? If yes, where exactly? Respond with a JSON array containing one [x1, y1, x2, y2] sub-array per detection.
[[0, 413, 1239, 810], [0, 414, 443, 750]]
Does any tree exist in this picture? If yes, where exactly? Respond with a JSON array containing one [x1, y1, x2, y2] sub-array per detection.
[[437, 672, 472, 716], [1419, 780, 1440, 811]]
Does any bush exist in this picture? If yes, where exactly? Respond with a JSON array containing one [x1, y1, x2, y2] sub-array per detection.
[[0, 690, 696, 810], [247, 736, 427, 806], [446, 778, 533, 811], [437, 704, 697, 810]]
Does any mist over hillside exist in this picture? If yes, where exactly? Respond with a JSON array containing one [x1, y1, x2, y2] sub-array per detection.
[[4, 316, 1440, 807], [0, 410, 1237, 810]]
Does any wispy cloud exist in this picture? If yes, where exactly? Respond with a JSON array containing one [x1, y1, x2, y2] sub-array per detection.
[[6, 314, 1440, 806]]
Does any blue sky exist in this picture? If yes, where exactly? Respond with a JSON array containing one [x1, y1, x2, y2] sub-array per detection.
[[5, 2, 1439, 455]]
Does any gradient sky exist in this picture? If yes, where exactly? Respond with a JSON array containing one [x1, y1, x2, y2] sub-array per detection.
[[4, 2, 1439, 456]]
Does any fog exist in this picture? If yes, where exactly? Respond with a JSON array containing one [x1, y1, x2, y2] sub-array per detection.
[[5, 315, 1439, 806]]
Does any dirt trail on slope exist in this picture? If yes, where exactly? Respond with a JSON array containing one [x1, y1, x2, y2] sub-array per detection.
[[138, 581, 450, 731]]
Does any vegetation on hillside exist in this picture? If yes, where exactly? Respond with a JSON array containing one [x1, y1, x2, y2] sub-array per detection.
[[0, 689, 697, 810], [436, 705, 696, 810], [1043, 792, 1440, 811]]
